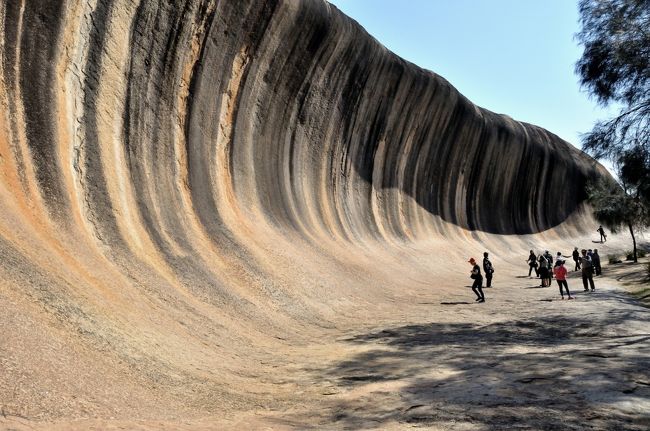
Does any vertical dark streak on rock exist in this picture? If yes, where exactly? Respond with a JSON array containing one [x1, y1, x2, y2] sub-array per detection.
[[81, 0, 123, 246], [18, 0, 68, 218], [1, 2, 29, 192]]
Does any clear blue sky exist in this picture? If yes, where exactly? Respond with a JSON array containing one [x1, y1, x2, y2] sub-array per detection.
[[327, 0, 615, 150]]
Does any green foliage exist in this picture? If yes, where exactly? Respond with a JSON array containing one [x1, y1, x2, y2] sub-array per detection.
[[576, 0, 650, 161], [638, 249, 647, 258], [587, 177, 649, 263], [586, 178, 649, 231]]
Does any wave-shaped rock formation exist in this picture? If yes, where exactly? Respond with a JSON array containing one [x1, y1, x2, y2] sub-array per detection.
[[0, 0, 606, 424]]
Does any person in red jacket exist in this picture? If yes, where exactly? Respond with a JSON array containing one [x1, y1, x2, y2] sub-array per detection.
[[553, 259, 573, 299]]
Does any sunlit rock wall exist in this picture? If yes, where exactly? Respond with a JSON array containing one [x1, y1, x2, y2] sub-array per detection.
[[0, 0, 606, 418]]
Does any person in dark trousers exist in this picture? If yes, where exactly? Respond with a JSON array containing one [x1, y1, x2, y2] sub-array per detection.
[[527, 250, 539, 277], [592, 249, 602, 276], [544, 250, 554, 279], [580, 249, 596, 292], [538, 253, 550, 287], [597, 225, 607, 243], [483, 252, 494, 287], [468, 257, 485, 302], [572, 247, 581, 271], [553, 259, 573, 299]]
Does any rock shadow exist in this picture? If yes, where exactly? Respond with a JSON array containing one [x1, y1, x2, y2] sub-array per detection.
[[297, 311, 650, 430]]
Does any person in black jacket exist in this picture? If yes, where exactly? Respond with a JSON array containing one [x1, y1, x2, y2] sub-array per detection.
[[527, 250, 539, 277], [572, 247, 581, 271], [483, 252, 494, 287], [468, 257, 485, 302]]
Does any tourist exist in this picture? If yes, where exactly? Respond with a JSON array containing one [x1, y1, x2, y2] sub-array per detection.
[[527, 250, 539, 277], [553, 259, 573, 299], [572, 247, 581, 271], [593, 249, 602, 276], [544, 250, 554, 278], [580, 249, 596, 292], [483, 252, 494, 288], [597, 225, 607, 243], [538, 253, 550, 287], [468, 258, 485, 302], [554, 251, 570, 268]]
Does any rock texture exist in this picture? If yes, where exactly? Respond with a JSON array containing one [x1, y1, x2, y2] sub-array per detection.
[[0, 0, 611, 426]]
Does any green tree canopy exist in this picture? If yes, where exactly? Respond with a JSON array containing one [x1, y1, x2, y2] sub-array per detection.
[[576, 0, 650, 160]]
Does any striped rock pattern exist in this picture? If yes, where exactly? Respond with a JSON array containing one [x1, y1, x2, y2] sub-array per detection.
[[0, 0, 606, 421]]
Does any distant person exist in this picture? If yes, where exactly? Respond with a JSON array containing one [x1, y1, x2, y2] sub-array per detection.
[[580, 249, 596, 292], [554, 251, 570, 268], [527, 250, 539, 277], [593, 249, 602, 276], [544, 250, 554, 278], [587, 249, 594, 259], [553, 259, 573, 300], [572, 247, 581, 271], [468, 258, 485, 302], [483, 252, 494, 288], [597, 225, 607, 243], [538, 253, 550, 287]]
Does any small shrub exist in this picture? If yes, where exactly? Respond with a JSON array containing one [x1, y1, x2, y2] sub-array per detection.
[[625, 250, 646, 260], [608, 254, 620, 264]]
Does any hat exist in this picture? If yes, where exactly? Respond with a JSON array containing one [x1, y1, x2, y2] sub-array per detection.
[[468, 257, 476, 264]]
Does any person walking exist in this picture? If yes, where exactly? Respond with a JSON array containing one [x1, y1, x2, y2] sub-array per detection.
[[527, 250, 539, 277], [580, 249, 596, 292], [468, 257, 485, 302], [553, 259, 573, 299], [597, 225, 607, 243], [483, 252, 494, 288], [592, 249, 602, 276], [572, 247, 581, 271]]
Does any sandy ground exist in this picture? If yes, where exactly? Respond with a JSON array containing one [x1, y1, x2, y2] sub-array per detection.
[[2, 248, 648, 431]]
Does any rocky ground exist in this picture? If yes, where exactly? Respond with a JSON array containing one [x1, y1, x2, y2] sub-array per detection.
[[2, 251, 648, 431]]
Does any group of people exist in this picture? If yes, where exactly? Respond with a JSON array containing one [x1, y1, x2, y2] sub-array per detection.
[[466, 233, 606, 303], [526, 247, 601, 299]]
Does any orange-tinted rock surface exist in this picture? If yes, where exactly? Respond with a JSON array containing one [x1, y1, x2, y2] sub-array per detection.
[[0, 0, 610, 424]]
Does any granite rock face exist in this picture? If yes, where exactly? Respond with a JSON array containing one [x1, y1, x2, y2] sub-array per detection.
[[0, 0, 607, 421]]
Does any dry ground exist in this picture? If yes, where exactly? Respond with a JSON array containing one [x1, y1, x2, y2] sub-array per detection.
[[2, 241, 649, 430]]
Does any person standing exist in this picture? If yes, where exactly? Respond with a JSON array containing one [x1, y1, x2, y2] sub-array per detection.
[[544, 250, 554, 279], [538, 253, 550, 287], [592, 249, 602, 276], [572, 247, 581, 271], [527, 250, 539, 277], [468, 258, 485, 302], [483, 252, 494, 288], [580, 249, 596, 292], [553, 259, 573, 299], [554, 251, 569, 268], [597, 225, 607, 243]]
